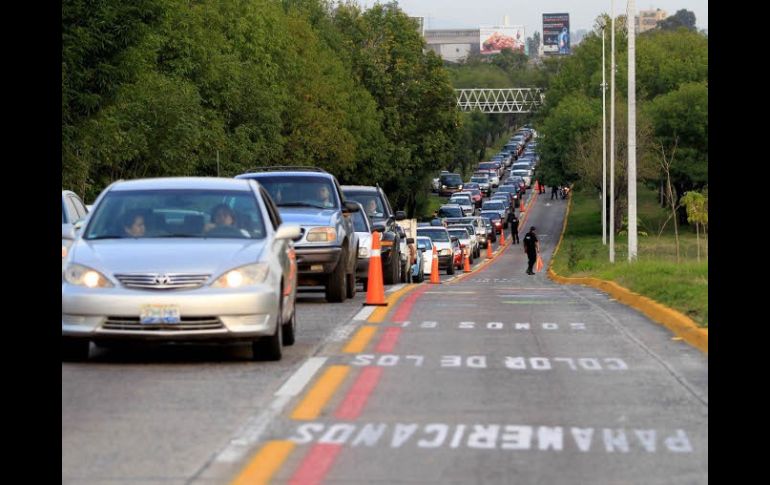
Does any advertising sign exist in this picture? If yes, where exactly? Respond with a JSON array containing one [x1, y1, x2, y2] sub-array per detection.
[[480, 26, 525, 54], [543, 13, 570, 55]]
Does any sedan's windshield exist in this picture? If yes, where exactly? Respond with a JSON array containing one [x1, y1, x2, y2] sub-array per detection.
[[84, 189, 266, 240]]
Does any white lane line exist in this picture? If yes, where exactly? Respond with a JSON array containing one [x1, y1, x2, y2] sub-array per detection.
[[353, 305, 377, 321], [213, 394, 292, 463], [213, 357, 329, 463], [274, 357, 328, 397]]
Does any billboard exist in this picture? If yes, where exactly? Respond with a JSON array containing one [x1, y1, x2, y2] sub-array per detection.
[[543, 13, 570, 55], [479, 26, 525, 55]]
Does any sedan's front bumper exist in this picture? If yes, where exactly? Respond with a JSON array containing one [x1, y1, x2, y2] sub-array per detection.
[[62, 284, 280, 342]]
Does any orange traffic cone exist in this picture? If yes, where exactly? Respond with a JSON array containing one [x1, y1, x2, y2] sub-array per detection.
[[499, 225, 505, 245], [486, 240, 492, 259], [364, 231, 387, 306], [463, 249, 471, 272], [430, 245, 440, 284]]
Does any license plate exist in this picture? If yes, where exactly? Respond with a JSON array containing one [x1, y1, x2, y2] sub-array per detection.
[[140, 305, 181, 324]]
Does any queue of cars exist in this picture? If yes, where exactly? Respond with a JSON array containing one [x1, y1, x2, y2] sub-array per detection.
[[62, 126, 538, 361]]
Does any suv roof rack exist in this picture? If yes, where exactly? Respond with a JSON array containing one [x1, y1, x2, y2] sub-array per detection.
[[242, 166, 329, 174]]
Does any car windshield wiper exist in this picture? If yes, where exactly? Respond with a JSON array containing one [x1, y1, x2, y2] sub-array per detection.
[[152, 234, 201, 238], [277, 202, 330, 209]]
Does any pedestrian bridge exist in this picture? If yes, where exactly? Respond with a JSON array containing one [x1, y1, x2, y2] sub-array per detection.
[[455, 88, 545, 113]]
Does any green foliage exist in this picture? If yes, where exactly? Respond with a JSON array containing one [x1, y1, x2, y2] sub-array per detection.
[[680, 191, 708, 226], [537, 93, 600, 185], [62, 0, 460, 209]]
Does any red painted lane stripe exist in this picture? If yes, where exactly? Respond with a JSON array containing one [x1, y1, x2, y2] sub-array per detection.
[[334, 366, 383, 420], [374, 327, 402, 353], [288, 443, 343, 485], [391, 284, 430, 322]]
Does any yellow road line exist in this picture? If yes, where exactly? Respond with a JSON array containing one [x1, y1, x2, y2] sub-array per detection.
[[368, 284, 418, 323], [230, 440, 295, 485], [342, 326, 378, 353], [290, 365, 350, 420]]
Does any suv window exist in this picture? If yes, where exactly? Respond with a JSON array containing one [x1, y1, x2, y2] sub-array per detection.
[[252, 175, 339, 210], [343, 190, 389, 221]]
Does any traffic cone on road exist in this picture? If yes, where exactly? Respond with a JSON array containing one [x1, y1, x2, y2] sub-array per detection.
[[430, 245, 440, 284], [364, 231, 387, 306], [463, 249, 471, 272], [486, 241, 492, 259], [499, 226, 505, 245]]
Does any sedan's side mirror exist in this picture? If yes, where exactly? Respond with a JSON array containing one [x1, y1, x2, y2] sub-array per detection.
[[62, 224, 76, 241], [395, 211, 406, 221], [275, 224, 302, 241]]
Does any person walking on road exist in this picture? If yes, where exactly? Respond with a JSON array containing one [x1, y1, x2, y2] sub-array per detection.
[[523, 226, 539, 275], [508, 211, 520, 244], [551, 185, 559, 200]]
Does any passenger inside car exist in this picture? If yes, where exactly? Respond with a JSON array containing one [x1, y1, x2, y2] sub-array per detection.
[[317, 185, 334, 208], [205, 204, 241, 235], [122, 211, 146, 238]]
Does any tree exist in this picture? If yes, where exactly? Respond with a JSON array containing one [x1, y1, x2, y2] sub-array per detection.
[[645, 82, 708, 223], [536, 93, 600, 186], [658, 9, 696, 31], [680, 191, 707, 262], [569, 102, 657, 233]]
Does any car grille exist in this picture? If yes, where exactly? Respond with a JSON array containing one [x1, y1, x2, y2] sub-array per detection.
[[114, 273, 211, 290], [103, 316, 224, 331]]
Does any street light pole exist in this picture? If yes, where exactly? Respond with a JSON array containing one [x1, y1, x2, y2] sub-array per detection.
[[609, 0, 616, 262], [602, 25, 607, 246], [627, 0, 638, 261]]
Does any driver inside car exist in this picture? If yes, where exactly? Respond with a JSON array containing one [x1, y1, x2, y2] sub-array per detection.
[[204, 204, 237, 233]]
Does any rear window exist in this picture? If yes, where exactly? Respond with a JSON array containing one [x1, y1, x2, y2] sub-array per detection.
[[438, 206, 463, 217], [417, 228, 450, 242], [480, 211, 500, 220], [483, 202, 505, 210]]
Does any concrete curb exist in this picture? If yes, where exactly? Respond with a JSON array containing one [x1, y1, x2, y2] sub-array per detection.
[[547, 192, 708, 355]]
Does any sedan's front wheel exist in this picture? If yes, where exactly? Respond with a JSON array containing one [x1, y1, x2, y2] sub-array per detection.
[[253, 304, 283, 361]]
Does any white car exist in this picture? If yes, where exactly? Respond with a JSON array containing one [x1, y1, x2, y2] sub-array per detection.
[[351, 203, 373, 291], [416, 236, 434, 277], [62, 190, 89, 265], [62, 177, 301, 362]]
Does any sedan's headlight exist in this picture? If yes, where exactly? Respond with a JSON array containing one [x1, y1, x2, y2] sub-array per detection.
[[212, 263, 269, 288], [63, 264, 114, 288], [306, 226, 336, 242], [358, 246, 371, 258]]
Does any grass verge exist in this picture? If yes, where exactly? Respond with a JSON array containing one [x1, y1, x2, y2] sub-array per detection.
[[552, 185, 708, 327]]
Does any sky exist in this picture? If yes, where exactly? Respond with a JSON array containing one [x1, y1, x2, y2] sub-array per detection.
[[355, 1, 708, 37]]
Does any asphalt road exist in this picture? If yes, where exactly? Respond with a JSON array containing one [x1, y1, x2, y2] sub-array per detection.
[[62, 191, 707, 484]]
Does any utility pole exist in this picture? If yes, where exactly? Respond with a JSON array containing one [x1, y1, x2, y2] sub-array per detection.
[[602, 24, 608, 246], [627, 0, 638, 261], [609, 0, 616, 262]]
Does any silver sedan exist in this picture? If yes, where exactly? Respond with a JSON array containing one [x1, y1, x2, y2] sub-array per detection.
[[61, 177, 300, 361]]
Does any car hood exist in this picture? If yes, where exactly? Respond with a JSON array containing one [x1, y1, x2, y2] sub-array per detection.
[[278, 207, 338, 226], [69, 239, 267, 276]]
